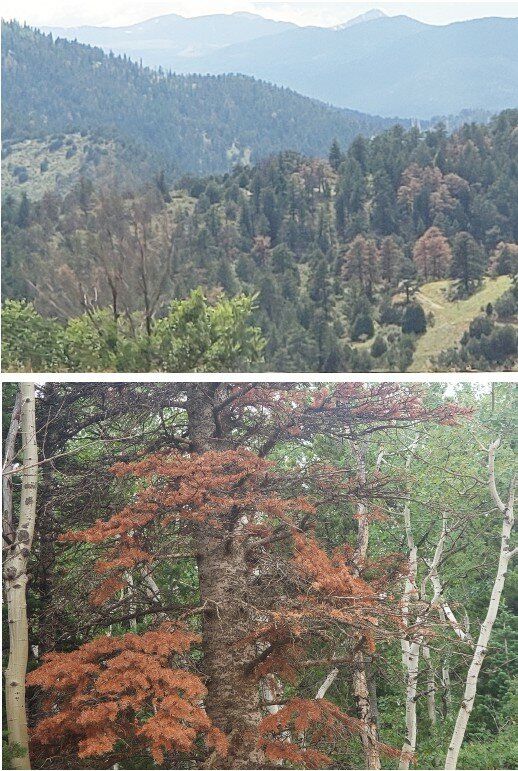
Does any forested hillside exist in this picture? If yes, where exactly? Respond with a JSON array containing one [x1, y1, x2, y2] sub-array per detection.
[[3, 382, 517, 770], [3, 112, 518, 372], [43, 12, 518, 118], [1, 21, 400, 177]]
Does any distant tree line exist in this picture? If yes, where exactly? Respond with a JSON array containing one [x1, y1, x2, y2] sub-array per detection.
[[1, 20, 400, 178]]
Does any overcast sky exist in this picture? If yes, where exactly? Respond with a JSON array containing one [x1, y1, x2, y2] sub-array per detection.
[[2, 1, 517, 29]]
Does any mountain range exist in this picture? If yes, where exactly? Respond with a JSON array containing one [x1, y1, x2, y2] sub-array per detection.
[[1, 21, 401, 178], [43, 12, 297, 67], [42, 10, 518, 118]]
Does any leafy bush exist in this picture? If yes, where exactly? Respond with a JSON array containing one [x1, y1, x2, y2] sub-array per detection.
[[48, 137, 63, 152], [1, 291, 264, 373], [379, 298, 404, 326], [494, 291, 517, 320]]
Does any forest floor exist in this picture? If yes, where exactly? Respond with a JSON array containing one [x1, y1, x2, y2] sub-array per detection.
[[408, 275, 512, 371]]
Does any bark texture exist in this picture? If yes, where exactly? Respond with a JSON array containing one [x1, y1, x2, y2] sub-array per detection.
[[351, 440, 381, 769], [187, 385, 266, 769], [399, 439, 421, 771], [4, 384, 38, 770]]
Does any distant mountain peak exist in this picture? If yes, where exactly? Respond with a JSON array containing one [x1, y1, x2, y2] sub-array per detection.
[[335, 9, 387, 30]]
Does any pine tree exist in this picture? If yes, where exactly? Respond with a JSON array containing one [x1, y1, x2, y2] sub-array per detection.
[[328, 139, 344, 172], [450, 232, 486, 293], [413, 227, 452, 281], [401, 302, 427, 334]]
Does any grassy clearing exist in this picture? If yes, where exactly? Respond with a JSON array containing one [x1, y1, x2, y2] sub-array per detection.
[[409, 276, 512, 371], [2, 134, 121, 200]]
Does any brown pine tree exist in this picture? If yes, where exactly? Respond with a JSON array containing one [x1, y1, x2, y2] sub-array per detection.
[[412, 227, 452, 281]]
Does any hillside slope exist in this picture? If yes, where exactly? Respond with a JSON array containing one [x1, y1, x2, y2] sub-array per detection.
[[409, 277, 513, 371], [3, 113, 517, 372], [1, 21, 402, 177], [42, 13, 518, 118], [1, 133, 154, 199], [164, 15, 518, 118]]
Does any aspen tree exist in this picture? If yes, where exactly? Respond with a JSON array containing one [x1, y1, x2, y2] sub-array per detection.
[[351, 439, 383, 770], [444, 439, 516, 770], [3, 383, 38, 770]]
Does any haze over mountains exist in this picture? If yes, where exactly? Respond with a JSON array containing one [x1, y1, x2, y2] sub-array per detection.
[[43, 9, 518, 118], [43, 12, 297, 67], [1, 21, 400, 178]]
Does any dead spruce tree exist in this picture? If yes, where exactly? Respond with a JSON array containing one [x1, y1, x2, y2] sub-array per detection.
[[24, 383, 467, 770]]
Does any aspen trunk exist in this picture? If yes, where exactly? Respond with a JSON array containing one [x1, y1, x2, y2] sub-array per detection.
[[187, 385, 266, 769], [351, 440, 381, 769], [399, 502, 419, 770], [399, 638, 420, 770], [440, 628, 452, 719], [399, 438, 421, 770], [353, 652, 382, 769], [125, 571, 138, 631], [4, 383, 38, 770], [422, 644, 437, 725], [444, 440, 516, 770]]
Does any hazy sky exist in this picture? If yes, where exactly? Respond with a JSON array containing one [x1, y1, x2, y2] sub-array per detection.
[[2, 1, 517, 28]]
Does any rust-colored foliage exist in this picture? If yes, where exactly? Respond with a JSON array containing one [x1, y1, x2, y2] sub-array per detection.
[[258, 697, 410, 769], [413, 226, 452, 280], [292, 532, 375, 602], [26, 622, 228, 765], [44, 385, 468, 767], [61, 449, 315, 606]]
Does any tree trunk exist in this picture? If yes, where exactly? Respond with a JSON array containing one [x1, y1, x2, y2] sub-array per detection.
[[350, 440, 381, 769], [399, 438, 421, 770], [4, 383, 38, 770], [197, 533, 265, 768], [440, 620, 452, 719], [422, 644, 437, 725], [187, 385, 266, 769], [37, 464, 57, 656], [353, 652, 382, 769], [444, 440, 516, 770], [399, 638, 420, 771]]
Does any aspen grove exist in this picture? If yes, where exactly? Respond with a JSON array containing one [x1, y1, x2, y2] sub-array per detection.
[[2, 382, 516, 770]]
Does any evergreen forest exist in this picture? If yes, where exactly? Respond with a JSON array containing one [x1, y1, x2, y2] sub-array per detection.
[[2, 108, 518, 371], [1, 20, 518, 373]]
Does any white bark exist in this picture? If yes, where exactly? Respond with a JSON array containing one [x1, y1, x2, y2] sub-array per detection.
[[350, 439, 382, 770], [399, 437, 421, 770], [444, 440, 516, 770], [3, 384, 38, 770], [426, 515, 471, 645], [422, 644, 436, 725], [124, 571, 138, 631], [141, 568, 161, 602], [316, 668, 339, 699], [2, 390, 22, 543]]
